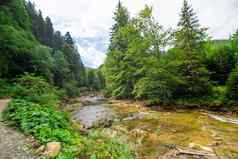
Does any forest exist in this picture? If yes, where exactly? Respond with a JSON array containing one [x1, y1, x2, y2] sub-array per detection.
[[1, 0, 238, 159], [103, 1, 238, 108], [0, 0, 103, 97]]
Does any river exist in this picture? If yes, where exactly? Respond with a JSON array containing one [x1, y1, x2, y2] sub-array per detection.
[[69, 96, 238, 159]]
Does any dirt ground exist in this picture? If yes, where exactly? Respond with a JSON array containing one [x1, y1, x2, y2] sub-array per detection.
[[0, 99, 38, 159]]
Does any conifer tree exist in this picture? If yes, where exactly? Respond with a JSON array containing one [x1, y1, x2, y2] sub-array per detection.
[[52, 31, 64, 50], [109, 0, 129, 52], [174, 0, 211, 98], [104, 1, 131, 97], [64, 32, 74, 46], [175, 0, 206, 54], [44, 17, 54, 46]]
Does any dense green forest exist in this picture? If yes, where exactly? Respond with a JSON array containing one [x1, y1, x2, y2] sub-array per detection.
[[103, 1, 238, 107], [1, 0, 238, 107], [0, 0, 103, 96]]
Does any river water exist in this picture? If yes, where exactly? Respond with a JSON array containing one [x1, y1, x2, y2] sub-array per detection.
[[72, 97, 117, 129], [70, 96, 238, 159]]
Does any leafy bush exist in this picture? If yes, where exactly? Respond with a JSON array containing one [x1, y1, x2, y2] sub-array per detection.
[[62, 81, 81, 97], [133, 68, 183, 105], [226, 67, 238, 102], [3, 99, 74, 144], [0, 79, 12, 98], [210, 86, 228, 104], [206, 45, 236, 85], [12, 74, 64, 105], [80, 130, 134, 159], [31, 45, 54, 82]]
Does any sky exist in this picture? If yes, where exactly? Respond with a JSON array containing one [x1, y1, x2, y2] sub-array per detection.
[[30, 0, 238, 68]]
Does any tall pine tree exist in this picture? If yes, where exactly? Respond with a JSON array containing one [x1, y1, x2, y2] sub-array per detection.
[[109, 0, 129, 52], [175, 0, 206, 54], [174, 0, 211, 98], [64, 32, 74, 46], [104, 1, 131, 98]]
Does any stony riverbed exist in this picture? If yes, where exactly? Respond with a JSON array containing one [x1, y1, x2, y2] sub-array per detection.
[[67, 97, 238, 159]]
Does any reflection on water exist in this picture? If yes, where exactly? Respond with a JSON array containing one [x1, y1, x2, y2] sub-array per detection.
[[72, 97, 116, 128]]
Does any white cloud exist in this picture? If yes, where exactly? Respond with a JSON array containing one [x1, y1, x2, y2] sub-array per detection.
[[77, 45, 106, 68], [30, 0, 238, 68]]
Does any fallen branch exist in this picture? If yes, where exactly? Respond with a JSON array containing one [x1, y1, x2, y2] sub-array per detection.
[[176, 147, 216, 157]]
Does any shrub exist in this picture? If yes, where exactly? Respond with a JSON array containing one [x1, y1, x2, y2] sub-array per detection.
[[210, 86, 228, 104], [133, 68, 183, 105], [62, 81, 80, 97], [31, 45, 54, 82], [3, 99, 74, 144], [0, 79, 12, 98], [80, 130, 134, 159], [206, 45, 236, 85], [12, 74, 63, 105], [226, 67, 238, 102]]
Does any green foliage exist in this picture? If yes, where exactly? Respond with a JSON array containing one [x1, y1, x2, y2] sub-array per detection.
[[8, 0, 31, 30], [31, 45, 54, 82], [80, 130, 134, 159], [0, 79, 13, 98], [3, 99, 74, 144], [172, 0, 212, 99], [52, 50, 70, 87], [0, 0, 31, 30], [0, 0, 89, 94], [209, 86, 228, 106], [0, 1, 36, 79], [86, 69, 103, 91], [175, 0, 207, 53], [3, 99, 134, 159], [62, 80, 81, 97], [231, 30, 238, 56], [206, 44, 236, 85], [61, 43, 86, 87], [133, 68, 180, 104], [57, 145, 80, 159], [109, 1, 130, 52], [175, 53, 212, 98], [105, 4, 170, 99], [12, 74, 62, 105], [105, 1, 213, 105], [226, 67, 238, 101]]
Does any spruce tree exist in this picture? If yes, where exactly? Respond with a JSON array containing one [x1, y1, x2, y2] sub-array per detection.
[[175, 0, 206, 54], [64, 32, 74, 46], [109, 0, 129, 52], [52, 31, 64, 50], [104, 1, 131, 97], [175, 0, 211, 98], [44, 17, 54, 46]]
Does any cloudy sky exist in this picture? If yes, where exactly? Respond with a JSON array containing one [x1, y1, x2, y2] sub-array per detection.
[[30, 0, 238, 68]]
